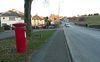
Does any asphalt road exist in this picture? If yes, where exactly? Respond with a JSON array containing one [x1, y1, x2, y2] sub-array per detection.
[[63, 23, 100, 62], [0, 30, 15, 40]]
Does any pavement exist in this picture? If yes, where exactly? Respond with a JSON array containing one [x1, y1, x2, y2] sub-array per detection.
[[29, 28, 73, 62]]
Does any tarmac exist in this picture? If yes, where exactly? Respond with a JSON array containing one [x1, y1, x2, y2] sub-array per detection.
[[0, 30, 15, 40]]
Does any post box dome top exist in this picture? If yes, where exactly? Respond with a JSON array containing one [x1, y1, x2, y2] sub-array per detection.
[[13, 23, 26, 27]]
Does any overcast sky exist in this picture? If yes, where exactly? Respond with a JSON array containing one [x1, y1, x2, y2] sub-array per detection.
[[0, 0, 100, 17]]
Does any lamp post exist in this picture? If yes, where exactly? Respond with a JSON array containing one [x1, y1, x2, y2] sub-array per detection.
[[58, 0, 64, 20], [58, 2, 60, 17]]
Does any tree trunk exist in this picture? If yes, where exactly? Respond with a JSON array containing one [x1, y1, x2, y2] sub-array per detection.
[[24, 0, 33, 37]]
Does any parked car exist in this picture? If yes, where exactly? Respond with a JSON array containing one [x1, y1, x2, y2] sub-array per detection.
[[38, 24, 46, 29], [48, 24, 56, 29], [65, 23, 70, 27]]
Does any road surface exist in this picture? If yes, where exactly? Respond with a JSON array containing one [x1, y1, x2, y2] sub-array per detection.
[[63, 23, 100, 62], [0, 30, 15, 40]]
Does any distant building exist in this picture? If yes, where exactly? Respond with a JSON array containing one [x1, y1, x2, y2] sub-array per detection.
[[32, 15, 45, 28], [48, 14, 59, 21], [0, 9, 24, 27], [48, 14, 59, 25]]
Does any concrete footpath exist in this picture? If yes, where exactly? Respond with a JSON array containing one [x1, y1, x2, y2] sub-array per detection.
[[29, 28, 73, 62]]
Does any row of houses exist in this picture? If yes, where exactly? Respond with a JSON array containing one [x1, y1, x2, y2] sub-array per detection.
[[31, 15, 45, 28], [0, 9, 59, 29]]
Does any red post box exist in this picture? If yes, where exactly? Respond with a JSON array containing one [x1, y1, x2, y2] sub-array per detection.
[[13, 23, 27, 53]]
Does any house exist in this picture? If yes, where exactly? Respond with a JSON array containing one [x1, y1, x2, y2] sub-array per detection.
[[31, 15, 45, 28], [48, 14, 60, 25], [48, 14, 59, 21], [0, 9, 24, 27]]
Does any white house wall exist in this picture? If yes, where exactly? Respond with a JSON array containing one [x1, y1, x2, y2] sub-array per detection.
[[42, 20, 45, 24], [39, 20, 45, 25], [1, 17, 24, 27], [1, 17, 9, 21], [15, 17, 22, 21], [31, 20, 35, 26], [31, 20, 45, 26], [35, 20, 38, 26]]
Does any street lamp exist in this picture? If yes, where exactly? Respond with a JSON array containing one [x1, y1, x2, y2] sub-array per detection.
[[58, 0, 64, 20]]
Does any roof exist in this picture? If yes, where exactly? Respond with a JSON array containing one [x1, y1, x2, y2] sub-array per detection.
[[32, 15, 44, 20], [1, 9, 24, 17], [48, 14, 59, 21]]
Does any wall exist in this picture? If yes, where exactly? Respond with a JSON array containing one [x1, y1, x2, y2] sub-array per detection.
[[31, 20, 45, 27], [0, 16, 24, 27]]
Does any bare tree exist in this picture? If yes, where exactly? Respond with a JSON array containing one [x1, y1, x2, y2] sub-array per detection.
[[24, 0, 33, 37]]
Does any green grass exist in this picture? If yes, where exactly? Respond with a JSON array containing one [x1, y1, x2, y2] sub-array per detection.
[[0, 30, 55, 62], [77, 15, 100, 25]]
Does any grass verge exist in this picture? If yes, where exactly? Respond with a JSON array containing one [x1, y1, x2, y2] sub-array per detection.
[[85, 15, 100, 25], [76, 15, 100, 25], [0, 30, 55, 62]]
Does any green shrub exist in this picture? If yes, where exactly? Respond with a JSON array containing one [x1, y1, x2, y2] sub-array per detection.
[[3, 25, 11, 30]]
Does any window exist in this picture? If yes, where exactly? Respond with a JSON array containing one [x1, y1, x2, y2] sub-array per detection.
[[3, 17, 5, 19], [9, 16, 15, 21]]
